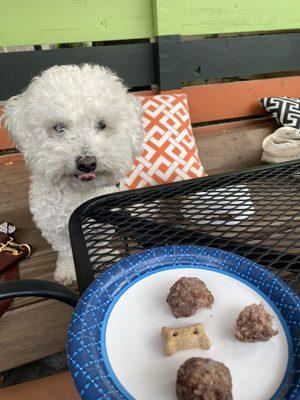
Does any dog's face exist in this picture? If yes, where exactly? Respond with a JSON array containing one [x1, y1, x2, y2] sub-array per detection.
[[4, 64, 144, 189]]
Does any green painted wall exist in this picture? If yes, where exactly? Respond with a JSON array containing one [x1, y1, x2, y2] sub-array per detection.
[[154, 0, 300, 36], [0, 0, 153, 47], [1, 0, 300, 47]]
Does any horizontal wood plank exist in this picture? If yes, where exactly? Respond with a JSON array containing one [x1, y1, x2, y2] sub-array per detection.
[[0, 300, 73, 372], [134, 76, 300, 123], [0, 43, 155, 100], [0, 372, 80, 400], [153, 0, 300, 36], [0, 154, 22, 165], [182, 33, 300, 81], [179, 77, 300, 123], [194, 118, 278, 174], [0, 0, 153, 47]]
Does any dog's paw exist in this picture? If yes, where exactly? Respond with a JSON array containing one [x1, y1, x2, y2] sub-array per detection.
[[54, 265, 76, 286]]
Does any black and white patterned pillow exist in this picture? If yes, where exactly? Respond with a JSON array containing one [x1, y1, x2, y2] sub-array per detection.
[[260, 97, 300, 129]]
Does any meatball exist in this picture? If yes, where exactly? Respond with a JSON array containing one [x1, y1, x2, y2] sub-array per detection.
[[176, 357, 233, 400], [235, 303, 278, 342], [167, 277, 214, 318]]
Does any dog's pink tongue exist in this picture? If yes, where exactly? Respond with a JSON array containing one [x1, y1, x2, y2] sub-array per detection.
[[78, 173, 96, 181]]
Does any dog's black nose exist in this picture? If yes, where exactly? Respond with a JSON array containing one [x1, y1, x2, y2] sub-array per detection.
[[76, 155, 97, 172]]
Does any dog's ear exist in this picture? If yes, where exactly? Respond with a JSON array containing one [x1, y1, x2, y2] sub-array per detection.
[[3, 94, 27, 150], [125, 93, 145, 157]]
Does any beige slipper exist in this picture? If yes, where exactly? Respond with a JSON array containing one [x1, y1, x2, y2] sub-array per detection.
[[262, 126, 300, 163]]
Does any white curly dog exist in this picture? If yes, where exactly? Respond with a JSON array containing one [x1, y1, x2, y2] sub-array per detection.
[[4, 64, 144, 285]]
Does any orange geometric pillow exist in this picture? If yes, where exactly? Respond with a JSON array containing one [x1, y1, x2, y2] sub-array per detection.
[[124, 94, 206, 189]]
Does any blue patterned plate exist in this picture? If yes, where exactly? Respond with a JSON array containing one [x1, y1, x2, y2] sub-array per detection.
[[68, 246, 299, 400]]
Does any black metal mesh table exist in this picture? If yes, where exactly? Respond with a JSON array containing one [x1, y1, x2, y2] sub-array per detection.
[[69, 161, 300, 295]]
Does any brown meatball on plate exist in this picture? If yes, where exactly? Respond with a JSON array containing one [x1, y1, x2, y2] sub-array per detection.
[[176, 357, 233, 400], [167, 277, 214, 318], [68, 246, 298, 400]]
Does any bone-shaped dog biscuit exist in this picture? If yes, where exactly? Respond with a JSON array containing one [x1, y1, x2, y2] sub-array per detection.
[[161, 323, 211, 356]]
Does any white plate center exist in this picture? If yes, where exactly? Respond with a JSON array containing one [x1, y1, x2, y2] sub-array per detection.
[[105, 267, 289, 400]]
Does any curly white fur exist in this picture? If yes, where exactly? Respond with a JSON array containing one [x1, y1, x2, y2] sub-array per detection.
[[4, 64, 144, 285]]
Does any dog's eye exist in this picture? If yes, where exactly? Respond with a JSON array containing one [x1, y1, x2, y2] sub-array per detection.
[[53, 122, 67, 134], [96, 120, 106, 131]]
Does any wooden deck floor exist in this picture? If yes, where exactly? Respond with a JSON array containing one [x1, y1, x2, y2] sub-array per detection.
[[0, 162, 74, 372]]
